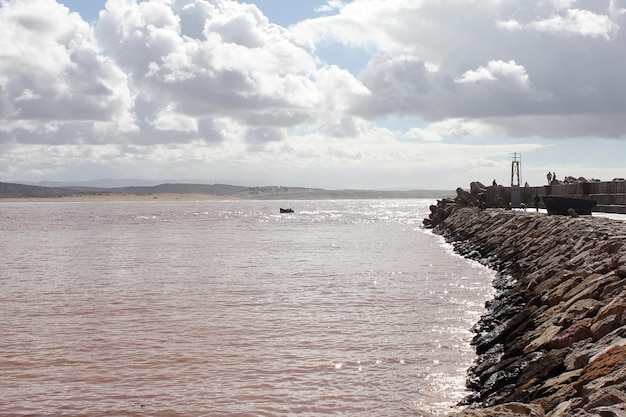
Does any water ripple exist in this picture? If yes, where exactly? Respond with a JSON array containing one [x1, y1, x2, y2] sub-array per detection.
[[0, 200, 494, 416]]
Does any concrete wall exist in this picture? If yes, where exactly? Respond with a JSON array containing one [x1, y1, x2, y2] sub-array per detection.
[[482, 180, 626, 214]]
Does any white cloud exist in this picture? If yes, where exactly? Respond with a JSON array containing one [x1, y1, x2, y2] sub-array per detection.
[[315, 1, 345, 14], [404, 127, 442, 143], [456, 66, 497, 84], [429, 119, 493, 139], [0, 0, 136, 140], [14, 89, 41, 102], [297, 0, 626, 139], [4, 0, 624, 147], [497, 19, 523, 31], [529, 8, 618, 39], [456, 60, 530, 88], [151, 104, 198, 133], [1, 0, 625, 188], [498, 5, 620, 39], [93, 0, 344, 138], [546, 0, 578, 11]]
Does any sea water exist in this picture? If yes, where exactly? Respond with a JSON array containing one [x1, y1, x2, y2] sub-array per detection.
[[0, 199, 495, 416]]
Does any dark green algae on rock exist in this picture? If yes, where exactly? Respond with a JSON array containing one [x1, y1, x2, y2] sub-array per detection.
[[433, 208, 626, 417]]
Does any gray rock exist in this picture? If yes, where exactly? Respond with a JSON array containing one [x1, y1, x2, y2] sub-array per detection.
[[432, 205, 626, 415]]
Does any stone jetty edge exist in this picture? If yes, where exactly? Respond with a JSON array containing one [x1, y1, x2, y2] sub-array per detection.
[[426, 189, 626, 416]]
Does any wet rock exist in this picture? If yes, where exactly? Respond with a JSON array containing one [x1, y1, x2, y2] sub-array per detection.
[[432, 205, 626, 416], [454, 402, 545, 416]]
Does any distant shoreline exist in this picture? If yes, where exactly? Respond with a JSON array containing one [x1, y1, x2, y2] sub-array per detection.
[[0, 180, 455, 201], [0, 193, 242, 203]]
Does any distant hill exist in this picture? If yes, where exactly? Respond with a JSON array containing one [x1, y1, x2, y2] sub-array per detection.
[[239, 187, 455, 200], [16, 179, 166, 188], [0, 181, 454, 200], [0, 181, 82, 198]]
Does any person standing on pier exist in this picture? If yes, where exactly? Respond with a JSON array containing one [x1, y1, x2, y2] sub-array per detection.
[[534, 195, 540, 211]]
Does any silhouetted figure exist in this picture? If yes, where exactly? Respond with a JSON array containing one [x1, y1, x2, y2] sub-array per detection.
[[492, 179, 497, 186], [534, 195, 540, 211], [547, 172, 552, 185]]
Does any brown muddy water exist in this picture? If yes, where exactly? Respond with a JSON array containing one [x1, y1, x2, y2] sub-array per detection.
[[0, 200, 495, 416]]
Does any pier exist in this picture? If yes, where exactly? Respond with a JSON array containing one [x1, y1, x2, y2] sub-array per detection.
[[483, 180, 626, 214]]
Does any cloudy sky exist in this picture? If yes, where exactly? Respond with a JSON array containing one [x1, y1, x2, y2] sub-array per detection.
[[0, 0, 624, 190]]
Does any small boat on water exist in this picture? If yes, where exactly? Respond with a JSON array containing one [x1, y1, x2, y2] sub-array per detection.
[[280, 208, 294, 213], [542, 196, 596, 215]]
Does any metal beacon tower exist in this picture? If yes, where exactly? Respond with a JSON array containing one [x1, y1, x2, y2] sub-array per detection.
[[510, 152, 522, 207]]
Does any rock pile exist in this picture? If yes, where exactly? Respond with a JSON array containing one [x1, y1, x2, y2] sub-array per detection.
[[433, 208, 626, 416], [561, 176, 601, 185], [423, 182, 488, 228]]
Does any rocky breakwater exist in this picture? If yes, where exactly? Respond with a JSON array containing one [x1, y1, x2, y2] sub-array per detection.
[[433, 208, 626, 416], [423, 182, 492, 229]]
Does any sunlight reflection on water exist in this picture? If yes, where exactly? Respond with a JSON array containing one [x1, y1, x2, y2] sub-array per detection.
[[0, 199, 495, 416]]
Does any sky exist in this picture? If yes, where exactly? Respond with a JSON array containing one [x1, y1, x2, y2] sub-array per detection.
[[0, 0, 625, 190]]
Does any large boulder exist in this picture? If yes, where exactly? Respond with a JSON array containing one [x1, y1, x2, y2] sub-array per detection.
[[453, 402, 545, 416], [471, 181, 488, 195], [456, 187, 478, 206]]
